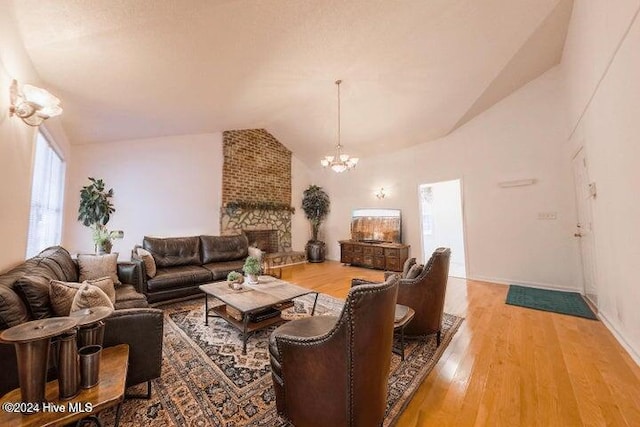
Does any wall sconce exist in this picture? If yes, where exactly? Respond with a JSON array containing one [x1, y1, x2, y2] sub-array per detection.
[[375, 188, 386, 199], [9, 79, 63, 126]]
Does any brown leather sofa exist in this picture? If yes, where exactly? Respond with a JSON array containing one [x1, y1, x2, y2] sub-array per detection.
[[385, 247, 451, 344], [0, 246, 163, 397], [269, 275, 399, 427], [133, 234, 260, 303]]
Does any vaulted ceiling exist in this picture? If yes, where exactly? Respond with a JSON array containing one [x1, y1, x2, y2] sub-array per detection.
[[11, 0, 573, 166]]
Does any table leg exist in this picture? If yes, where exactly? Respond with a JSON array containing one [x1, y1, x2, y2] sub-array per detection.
[[114, 402, 123, 427], [242, 315, 249, 355], [311, 292, 319, 315], [14, 337, 51, 412], [204, 294, 209, 326]]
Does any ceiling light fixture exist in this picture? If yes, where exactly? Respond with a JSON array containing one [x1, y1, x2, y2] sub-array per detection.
[[9, 79, 63, 126], [321, 80, 359, 173], [376, 188, 386, 199]]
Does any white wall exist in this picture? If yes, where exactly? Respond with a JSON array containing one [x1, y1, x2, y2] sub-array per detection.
[[0, 2, 71, 271], [318, 67, 580, 290], [63, 134, 224, 257], [291, 155, 313, 251], [561, 2, 640, 362]]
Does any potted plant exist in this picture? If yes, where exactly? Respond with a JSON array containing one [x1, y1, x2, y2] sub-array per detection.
[[243, 256, 261, 284], [302, 185, 330, 263], [77, 177, 124, 254], [227, 271, 244, 289]]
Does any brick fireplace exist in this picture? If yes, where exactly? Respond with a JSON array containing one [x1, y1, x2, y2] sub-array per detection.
[[220, 129, 294, 252]]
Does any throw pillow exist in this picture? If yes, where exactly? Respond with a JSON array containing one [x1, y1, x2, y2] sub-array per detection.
[[136, 247, 157, 278], [0, 286, 30, 329], [406, 264, 423, 279], [78, 254, 120, 285], [402, 257, 416, 278], [14, 275, 54, 319], [70, 283, 115, 313], [49, 280, 83, 316], [86, 276, 116, 305]]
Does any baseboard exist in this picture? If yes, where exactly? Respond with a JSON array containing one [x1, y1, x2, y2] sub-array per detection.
[[466, 275, 581, 293], [597, 311, 640, 366]]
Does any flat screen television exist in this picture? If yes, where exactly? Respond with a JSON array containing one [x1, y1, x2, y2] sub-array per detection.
[[351, 208, 402, 243]]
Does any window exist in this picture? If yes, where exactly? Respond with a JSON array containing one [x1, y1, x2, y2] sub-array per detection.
[[25, 131, 65, 258]]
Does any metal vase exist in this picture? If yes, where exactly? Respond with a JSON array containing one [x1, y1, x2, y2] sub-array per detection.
[[15, 338, 51, 413], [79, 345, 102, 388], [57, 330, 80, 400], [77, 321, 105, 348]]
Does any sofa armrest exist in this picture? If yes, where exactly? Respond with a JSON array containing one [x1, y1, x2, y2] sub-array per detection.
[[128, 253, 149, 294], [103, 308, 163, 387]]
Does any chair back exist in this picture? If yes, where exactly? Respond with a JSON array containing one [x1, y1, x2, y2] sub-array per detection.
[[341, 275, 399, 426], [399, 247, 450, 336]]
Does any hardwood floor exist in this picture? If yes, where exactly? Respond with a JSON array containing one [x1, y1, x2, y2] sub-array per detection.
[[281, 261, 640, 427]]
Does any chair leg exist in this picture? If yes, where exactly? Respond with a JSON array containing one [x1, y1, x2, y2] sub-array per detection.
[[125, 380, 152, 399]]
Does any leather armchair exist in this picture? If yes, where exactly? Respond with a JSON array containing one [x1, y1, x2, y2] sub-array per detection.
[[396, 247, 450, 344], [269, 275, 399, 427]]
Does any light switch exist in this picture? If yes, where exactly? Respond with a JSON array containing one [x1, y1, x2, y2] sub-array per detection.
[[537, 212, 557, 220]]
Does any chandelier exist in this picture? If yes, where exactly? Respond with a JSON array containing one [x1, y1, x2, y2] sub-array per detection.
[[320, 80, 359, 172]]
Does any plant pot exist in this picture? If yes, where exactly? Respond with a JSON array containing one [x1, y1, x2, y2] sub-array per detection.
[[306, 241, 326, 263], [246, 274, 259, 285]]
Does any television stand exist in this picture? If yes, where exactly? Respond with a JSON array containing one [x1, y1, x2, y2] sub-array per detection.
[[339, 240, 410, 271]]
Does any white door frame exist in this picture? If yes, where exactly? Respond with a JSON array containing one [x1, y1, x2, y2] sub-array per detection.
[[571, 146, 598, 305]]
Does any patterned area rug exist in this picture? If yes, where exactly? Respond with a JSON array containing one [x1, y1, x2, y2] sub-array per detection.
[[101, 294, 463, 426]]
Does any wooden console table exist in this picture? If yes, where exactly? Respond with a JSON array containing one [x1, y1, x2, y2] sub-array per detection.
[[339, 240, 410, 271], [0, 344, 129, 427]]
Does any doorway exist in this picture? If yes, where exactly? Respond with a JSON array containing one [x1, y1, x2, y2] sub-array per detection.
[[418, 179, 466, 278], [572, 147, 598, 305]]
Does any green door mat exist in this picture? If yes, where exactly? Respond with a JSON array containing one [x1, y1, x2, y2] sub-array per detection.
[[506, 285, 597, 320]]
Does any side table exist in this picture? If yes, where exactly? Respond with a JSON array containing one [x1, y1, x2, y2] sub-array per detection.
[[393, 304, 415, 361], [0, 317, 77, 409], [0, 344, 129, 427]]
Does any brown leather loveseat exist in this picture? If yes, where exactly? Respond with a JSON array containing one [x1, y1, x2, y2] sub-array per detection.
[[0, 246, 163, 397], [133, 234, 261, 303]]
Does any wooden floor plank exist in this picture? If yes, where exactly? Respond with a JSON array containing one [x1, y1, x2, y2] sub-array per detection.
[[285, 261, 640, 427]]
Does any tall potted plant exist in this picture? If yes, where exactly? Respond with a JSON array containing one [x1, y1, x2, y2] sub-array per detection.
[[77, 177, 123, 254], [302, 185, 330, 263]]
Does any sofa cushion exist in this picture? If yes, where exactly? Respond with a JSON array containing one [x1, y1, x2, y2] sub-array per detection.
[[202, 260, 245, 281], [0, 286, 30, 329], [143, 236, 201, 268], [146, 265, 213, 292], [13, 275, 53, 320], [70, 283, 114, 313], [35, 246, 78, 282], [78, 254, 120, 285], [114, 285, 149, 309], [200, 234, 249, 264]]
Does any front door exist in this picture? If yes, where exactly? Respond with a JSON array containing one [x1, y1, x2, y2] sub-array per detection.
[[572, 147, 598, 306]]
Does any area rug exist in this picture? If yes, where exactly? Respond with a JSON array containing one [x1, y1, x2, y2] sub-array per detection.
[[101, 294, 463, 426], [506, 284, 597, 320]]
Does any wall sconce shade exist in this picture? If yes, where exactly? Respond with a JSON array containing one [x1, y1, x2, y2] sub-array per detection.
[[9, 79, 63, 126]]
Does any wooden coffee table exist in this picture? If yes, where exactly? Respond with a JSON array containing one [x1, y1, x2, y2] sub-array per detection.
[[0, 344, 129, 427], [200, 275, 319, 354]]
